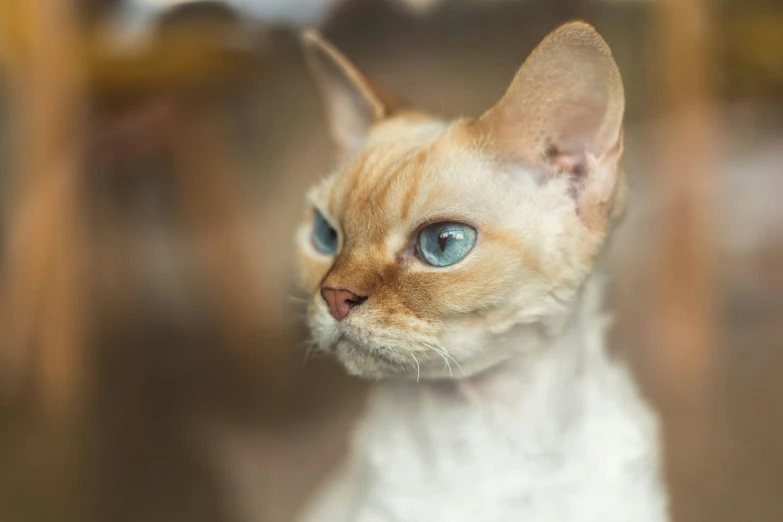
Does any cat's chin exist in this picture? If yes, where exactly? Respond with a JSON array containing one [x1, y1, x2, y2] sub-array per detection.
[[330, 337, 491, 381], [332, 338, 415, 380]]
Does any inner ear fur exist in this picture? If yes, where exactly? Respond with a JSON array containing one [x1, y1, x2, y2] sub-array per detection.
[[302, 30, 408, 156]]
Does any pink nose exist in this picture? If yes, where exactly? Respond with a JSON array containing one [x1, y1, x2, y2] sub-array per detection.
[[321, 287, 367, 322]]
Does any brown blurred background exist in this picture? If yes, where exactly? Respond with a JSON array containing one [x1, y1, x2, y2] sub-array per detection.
[[0, 0, 781, 521]]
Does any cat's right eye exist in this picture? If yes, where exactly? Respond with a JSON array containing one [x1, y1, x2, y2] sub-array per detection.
[[312, 210, 339, 255]]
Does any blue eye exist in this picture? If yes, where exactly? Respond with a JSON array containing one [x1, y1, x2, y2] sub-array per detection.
[[417, 222, 477, 267], [312, 210, 339, 254]]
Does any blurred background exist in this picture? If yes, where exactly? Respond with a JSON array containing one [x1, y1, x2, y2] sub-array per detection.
[[0, 0, 781, 521]]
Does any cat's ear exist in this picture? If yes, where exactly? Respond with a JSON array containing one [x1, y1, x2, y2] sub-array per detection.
[[302, 30, 402, 157], [474, 22, 626, 226]]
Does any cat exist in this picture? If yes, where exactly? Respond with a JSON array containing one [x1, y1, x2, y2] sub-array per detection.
[[295, 22, 669, 522]]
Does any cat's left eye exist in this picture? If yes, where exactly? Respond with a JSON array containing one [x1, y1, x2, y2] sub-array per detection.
[[416, 222, 477, 267]]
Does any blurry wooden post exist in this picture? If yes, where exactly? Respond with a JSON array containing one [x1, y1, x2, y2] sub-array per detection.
[[0, 2, 89, 520], [0, 0, 87, 413], [652, 1, 718, 519], [652, 0, 716, 400]]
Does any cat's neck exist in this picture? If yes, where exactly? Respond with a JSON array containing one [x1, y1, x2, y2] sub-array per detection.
[[410, 271, 612, 437], [366, 268, 655, 461]]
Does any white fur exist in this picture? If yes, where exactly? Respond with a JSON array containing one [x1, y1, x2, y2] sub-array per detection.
[[298, 272, 668, 522]]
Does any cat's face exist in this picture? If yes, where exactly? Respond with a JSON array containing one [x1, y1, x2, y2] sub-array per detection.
[[297, 23, 626, 379]]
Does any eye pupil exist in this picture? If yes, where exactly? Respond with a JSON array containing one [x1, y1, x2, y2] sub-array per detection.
[[438, 233, 448, 251]]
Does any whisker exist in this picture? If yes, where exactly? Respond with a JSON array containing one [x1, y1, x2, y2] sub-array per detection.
[[441, 348, 465, 377], [429, 341, 465, 377], [428, 345, 452, 377], [303, 344, 315, 364], [300, 338, 323, 365], [538, 143, 551, 164], [411, 353, 420, 383], [296, 339, 315, 350]]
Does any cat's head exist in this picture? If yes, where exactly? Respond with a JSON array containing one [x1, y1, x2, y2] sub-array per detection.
[[297, 22, 625, 379]]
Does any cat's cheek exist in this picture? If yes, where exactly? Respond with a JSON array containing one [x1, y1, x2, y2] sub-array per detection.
[[403, 248, 520, 317], [296, 254, 329, 294], [295, 235, 335, 294]]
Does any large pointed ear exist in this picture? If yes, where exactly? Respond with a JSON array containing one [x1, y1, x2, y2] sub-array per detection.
[[302, 30, 402, 157], [474, 22, 626, 226]]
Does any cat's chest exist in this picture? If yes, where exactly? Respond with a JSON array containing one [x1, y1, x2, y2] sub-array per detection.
[[341, 382, 665, 522], [359, 384, 584, 496]]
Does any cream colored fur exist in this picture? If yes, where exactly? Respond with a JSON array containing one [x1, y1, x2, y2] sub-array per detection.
[[296, 22, 669, 522]]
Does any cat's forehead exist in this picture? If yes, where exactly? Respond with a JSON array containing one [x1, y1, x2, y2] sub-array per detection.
[[331, 117, 450, 196], [310, 118, 506, 235]]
